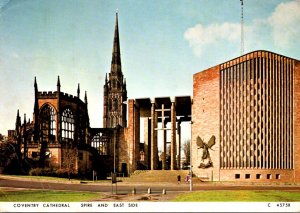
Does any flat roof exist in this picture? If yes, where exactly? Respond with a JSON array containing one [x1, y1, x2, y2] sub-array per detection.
[[134, 96, 191, 122]]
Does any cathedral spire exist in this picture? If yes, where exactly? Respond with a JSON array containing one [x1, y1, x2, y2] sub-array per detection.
[[57, 76, 61, 90], [111, 11, 121, 74], [103, 12, 127, 128], [77, 83, 80, 98], [16, 109, 21, 128], [84, 91, 88, 104], [34, 76, 38, 93]]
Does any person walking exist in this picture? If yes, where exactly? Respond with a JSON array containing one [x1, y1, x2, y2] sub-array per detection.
[[177, 174, 181, 184]]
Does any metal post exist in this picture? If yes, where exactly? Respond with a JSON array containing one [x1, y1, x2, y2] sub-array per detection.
[[114, 132, 116, 173], [190, 121, 193, 192]]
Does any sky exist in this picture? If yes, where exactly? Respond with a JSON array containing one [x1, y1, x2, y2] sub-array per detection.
[[1, 0, 300, 138]]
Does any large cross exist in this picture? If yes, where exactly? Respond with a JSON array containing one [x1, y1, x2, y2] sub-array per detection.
[[155, 104, 171, 131]]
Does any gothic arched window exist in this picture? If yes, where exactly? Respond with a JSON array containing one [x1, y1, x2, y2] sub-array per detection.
[[61, 108, 75, 140], [77, 111, 85, 144], [113, 99, 118, 111], [91, 132, 108, 155], [108, 99, 112, 111], [112, 79, 116, 88], [40, 105, 56, 142]]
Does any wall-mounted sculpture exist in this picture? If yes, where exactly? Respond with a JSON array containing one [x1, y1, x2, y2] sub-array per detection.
[[196, 135, 215, 168]]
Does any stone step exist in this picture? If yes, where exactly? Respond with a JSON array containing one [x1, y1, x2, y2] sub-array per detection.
[[126, 170, 198, 183]]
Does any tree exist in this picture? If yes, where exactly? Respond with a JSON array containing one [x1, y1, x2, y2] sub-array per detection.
[[0, 134, 4, 142], [62, 147, 78, 180], [182, 140, 190, 168], [0, 141, 25, 174]]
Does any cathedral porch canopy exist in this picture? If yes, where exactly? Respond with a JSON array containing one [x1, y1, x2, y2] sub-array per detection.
[[135, 96, 191, 122]]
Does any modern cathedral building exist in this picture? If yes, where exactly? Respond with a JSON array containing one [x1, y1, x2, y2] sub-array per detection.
[[9, 13, 300, 182], [192, 51, 300, 182]]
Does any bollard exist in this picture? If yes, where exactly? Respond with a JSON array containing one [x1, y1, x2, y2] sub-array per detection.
[[147, 188, 151, 194], [132, 187, 136, 195], [162, 189, 166, 195]]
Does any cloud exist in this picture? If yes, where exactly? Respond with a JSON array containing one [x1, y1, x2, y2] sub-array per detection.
[[185, 0, 300, 58], [268, 0, 300, 48], [184, 22, 241, 57]]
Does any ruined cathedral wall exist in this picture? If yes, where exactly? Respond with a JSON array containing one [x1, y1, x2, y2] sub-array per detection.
[[192, 65, 220, 181], [38, 97, 58, 112], [118, 127, 128, 173], [120, 99, 140, 174]]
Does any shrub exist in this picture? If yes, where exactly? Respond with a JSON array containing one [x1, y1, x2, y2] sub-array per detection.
[[29, 167, 78, 179], [29, 168, 56, 176]]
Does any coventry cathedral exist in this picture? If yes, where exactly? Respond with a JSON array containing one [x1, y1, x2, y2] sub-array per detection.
[[12, 13, 191, 178], [10, 13, 300, 182]]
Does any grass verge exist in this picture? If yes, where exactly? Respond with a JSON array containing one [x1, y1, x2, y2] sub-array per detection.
[[0, 190, 101, 202], [173, 190, 300, 202], [0, 174, 110, 183]]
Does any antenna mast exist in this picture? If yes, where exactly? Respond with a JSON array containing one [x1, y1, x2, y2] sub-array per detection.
[[240, 0, 244, 55]]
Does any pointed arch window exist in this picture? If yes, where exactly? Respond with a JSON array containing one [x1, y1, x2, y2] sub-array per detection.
[[113, 99, 118, 111], [108, 99, 112, 111], [110, 116, 114, 127], [40, 105, 56, 142], [61, 108, 75, 140], [77, 111, 86, 144], [112, 79, 116, 88], [91, 132, 108, 155]]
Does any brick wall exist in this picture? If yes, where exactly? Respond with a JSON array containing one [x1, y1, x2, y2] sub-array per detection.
[[119, 126, 129, 173], [192, 51, 300, 183], [192, 65, 220, 181], [123, 99, 140, 174], [294, 60, 300, 182], [220, 169, 294, 182]]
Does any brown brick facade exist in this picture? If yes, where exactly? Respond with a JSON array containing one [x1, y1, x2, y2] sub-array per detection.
[[192, 50, 300, 182], [192, 65, 220, 181], [124, 100, 140, 173], [293, 60, 300, 182]]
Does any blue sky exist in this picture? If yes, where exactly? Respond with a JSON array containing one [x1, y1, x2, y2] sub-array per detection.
[[1, 0, 300, 136]]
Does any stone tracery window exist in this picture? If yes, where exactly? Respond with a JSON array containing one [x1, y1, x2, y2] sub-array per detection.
[[113, 99, 118, 111], [112, 79, 116, 88], [108, 99, 112, 110], [40, 104, 56, 142], [77, 111, 85, 144], [91, 132, 108, 155], [61, 108, 75, 140]]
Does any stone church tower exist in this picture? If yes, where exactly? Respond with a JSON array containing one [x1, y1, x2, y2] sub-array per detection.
[[103, 13, 127, 128]]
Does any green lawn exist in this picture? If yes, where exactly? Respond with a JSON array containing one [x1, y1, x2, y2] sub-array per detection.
[[173, 190, 300, 202], [0, 190, 101, 202], [0, 174, 110, 183], [1, 174, 77, 182]]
